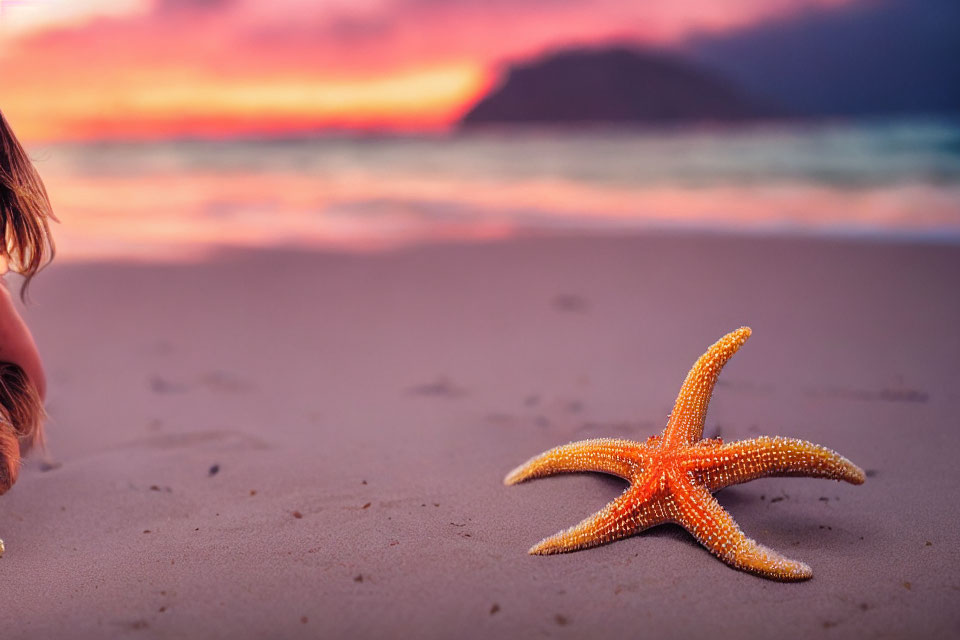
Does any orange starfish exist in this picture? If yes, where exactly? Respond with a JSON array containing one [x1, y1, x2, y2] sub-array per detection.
[[505, 327, 865, 580]]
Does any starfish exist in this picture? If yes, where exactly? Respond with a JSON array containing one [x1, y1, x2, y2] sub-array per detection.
[[504, 327, 864, 580]]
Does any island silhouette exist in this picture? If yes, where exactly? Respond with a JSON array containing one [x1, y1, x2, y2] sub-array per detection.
[[460, 47, 777, 127]]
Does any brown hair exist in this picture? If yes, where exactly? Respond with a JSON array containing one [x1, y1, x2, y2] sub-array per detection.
[[0, 109, 56, 300], [0, 362, 45, 494]]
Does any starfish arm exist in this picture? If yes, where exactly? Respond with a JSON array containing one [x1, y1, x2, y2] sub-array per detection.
[[663, 327, 751, 447], [504, 438, 646, 485], [670, 472, 813, 580], [686, 436, 866, 491], [528, 482, 668, 555]]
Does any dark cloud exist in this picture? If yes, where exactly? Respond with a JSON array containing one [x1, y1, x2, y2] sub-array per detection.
[[244, 12, 396, 50], [153, 0, 237, 15], [687, 0, 960, 116], [243, 0, 562, 47], [402, 0, 585, 6], [324, 14, 396, 42]]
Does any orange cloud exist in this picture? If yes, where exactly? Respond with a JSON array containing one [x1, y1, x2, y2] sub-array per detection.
[[2, 57, 491, 139]]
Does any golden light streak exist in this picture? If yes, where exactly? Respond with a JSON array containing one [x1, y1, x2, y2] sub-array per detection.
[[126, 65, 487, 117], [3, 62, 491, 140]]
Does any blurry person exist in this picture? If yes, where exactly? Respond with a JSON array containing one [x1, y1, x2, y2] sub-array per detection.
[[0, 109, 56, 537]]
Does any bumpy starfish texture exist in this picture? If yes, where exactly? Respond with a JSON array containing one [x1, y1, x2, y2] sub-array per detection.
[[504, 327, 865, 581]]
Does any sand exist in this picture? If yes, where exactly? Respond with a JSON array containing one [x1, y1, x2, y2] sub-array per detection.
[[0, 231, 958, 638]]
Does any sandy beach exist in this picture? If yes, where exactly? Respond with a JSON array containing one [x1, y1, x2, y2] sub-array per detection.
[[1, 231, 957, 639]]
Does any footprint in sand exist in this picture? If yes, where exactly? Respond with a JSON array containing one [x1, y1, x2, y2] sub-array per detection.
[[121, 429, 270, 452], [407, 376, 467, 398], [551, 293, 589, 313]]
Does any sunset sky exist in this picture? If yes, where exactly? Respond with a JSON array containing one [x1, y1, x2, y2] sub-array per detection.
[[0, 0, 855, 141]]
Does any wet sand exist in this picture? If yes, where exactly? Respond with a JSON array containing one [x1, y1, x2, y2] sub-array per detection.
[[1, 232, 958, 638]]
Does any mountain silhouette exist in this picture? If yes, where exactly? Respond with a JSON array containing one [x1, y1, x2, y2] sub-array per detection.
[[459, 47, 777, 126]]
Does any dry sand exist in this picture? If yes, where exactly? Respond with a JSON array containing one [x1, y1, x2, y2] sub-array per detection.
[[1, 232, 958, 638]]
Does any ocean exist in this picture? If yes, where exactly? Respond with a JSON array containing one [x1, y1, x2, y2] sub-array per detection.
[[33, 118, 960, 262]]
